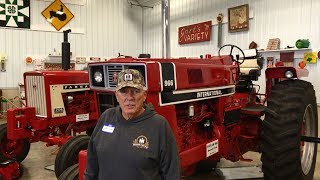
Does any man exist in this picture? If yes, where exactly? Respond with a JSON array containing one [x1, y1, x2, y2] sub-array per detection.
[[85, 69, 181, 180]]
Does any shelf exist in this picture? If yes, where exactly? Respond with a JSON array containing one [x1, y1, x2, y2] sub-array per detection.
[[258, 48, 312, 53]]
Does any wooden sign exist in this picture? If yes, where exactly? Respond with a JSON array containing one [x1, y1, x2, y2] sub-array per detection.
[[266, 38, 280, 50], [178, 21, 212, 44]]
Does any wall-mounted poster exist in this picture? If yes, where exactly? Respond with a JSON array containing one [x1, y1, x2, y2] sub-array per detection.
[[41, 0, 74, 31], [178, 21, 212, 44], [228, 4, 249, 33], [0, 0, 30, 29]]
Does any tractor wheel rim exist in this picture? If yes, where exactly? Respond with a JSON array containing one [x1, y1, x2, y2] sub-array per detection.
[[301, 104, 315, 175]]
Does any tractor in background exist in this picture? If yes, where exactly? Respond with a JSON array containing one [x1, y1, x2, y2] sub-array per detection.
[[58, 44, 319, 180], [0, 70, 98, 175], [0, 29, 99, 179]]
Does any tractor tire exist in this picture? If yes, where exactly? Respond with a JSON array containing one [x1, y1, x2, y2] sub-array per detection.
[[261, 79, 318, 180], [0, 124, 30, 162], [54, 135, 89, 178], [58, 163, 79, 180]]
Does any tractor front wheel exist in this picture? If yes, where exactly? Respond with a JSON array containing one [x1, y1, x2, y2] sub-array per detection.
[[261, 79, 318, 180], [58, 163, 79, 180], [0, 124, 30, 162], [54, 135, 90, 178]]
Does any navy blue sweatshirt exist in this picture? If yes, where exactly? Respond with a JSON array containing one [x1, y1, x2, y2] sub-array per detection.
[[84, 104, 180, 180]]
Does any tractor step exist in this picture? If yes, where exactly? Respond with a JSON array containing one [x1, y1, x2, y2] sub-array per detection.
[[301, 136, 320, 143]]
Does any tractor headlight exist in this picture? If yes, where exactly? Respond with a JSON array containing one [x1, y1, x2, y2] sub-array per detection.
[[284, 70, 294, 79], [90, 65, 105, 87], [94, 71, 103, 83]]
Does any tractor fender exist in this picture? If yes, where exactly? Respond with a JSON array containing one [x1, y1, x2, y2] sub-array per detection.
[[265, 66, 308, 79]]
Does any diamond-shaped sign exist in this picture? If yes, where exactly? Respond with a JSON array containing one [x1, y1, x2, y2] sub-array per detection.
[[41, 0, 74, 31], [0, 0, 30, 29]]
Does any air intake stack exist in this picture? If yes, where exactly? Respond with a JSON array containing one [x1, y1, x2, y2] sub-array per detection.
[[62, 29, 71, 70]]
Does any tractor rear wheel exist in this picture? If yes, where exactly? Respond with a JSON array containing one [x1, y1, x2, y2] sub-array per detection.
[[261, 79, 318, 180], [0, 124, 30, 162], [58, 163, 79, 180], [54, 135, 89, 178]]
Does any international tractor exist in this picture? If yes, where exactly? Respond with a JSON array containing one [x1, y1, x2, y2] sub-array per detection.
[[57, 44, 319, 180], [0, 30, 99, 179]]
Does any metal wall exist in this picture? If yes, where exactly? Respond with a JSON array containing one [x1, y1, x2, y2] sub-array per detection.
[[0, 0, 143, 88], [142, 0, 320, 103]]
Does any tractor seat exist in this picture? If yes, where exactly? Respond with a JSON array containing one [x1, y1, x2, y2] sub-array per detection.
[[239, 49, 263, 81]]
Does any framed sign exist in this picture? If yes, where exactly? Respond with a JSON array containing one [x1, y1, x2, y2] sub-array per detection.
[[178, 21, 212, 44], [228, 4, 249, 33]]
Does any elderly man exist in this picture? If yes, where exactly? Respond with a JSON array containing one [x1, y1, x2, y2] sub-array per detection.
[[85, 69, 181, 180]]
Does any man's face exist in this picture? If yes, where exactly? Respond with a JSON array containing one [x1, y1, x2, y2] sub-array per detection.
[[115, 87, 147, 120]]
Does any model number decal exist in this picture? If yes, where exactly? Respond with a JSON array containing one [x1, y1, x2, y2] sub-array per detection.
[[164, 80, 174, 87], [54, 107, 64, 114]]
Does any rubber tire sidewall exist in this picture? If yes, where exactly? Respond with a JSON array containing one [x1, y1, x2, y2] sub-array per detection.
[[0, 124, 30, 162], [261, 79, 318, 180], [54, 135, 89, 178], [58, 163, 79, 180]]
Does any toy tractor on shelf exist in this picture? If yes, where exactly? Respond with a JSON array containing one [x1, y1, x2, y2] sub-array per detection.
[[60, 45, 318, 180]]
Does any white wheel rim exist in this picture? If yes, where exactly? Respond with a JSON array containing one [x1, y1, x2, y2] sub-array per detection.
[[301, 104, 315, 175]]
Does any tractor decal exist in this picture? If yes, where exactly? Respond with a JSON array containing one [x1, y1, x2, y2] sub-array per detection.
[[159, 85, 235, 106]]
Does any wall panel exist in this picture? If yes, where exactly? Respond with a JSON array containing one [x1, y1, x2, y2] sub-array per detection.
[[142, 0, 320, 103], [0, 0, 142, 88]]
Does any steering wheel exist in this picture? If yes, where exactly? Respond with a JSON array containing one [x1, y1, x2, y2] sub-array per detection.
[[218, 44, 246, 64]]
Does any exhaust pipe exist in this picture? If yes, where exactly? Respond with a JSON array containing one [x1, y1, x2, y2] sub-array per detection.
[[62, 29, 71, 70], [162, 0, 170, 58]]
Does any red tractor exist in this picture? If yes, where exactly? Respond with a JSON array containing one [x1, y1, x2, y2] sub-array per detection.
[[0, 30, 99, 178], [59, 45, 318, 179], [0, 70, 98, 174]]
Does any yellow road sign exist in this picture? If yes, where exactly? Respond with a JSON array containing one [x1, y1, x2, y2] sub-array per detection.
[[41, 0, 74, 31]]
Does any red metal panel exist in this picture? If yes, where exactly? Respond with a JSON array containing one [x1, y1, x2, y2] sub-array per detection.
[[78, 150, 87, 180], [265, 67, 309, 96], [178, 21, 212, 44], [108, 56, 236, 91], [145, 63, 161, 92], [7, 107, 35, 140]]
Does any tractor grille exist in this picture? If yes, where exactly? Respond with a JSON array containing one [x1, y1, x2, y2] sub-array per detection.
[[25, 76, 47, 117], [107, 65, 123, 88], [89, 63, 147, 90]]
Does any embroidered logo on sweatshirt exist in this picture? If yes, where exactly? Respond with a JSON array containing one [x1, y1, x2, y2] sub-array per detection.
[[133, 135, 149, 149]]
